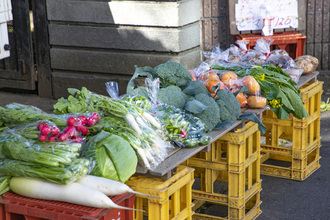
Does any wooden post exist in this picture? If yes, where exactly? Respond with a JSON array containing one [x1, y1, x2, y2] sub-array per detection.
[[31, 0, 53, 98]]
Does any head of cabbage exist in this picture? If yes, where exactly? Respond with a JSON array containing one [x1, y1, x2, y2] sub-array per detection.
[[81, 131, 137, 183]]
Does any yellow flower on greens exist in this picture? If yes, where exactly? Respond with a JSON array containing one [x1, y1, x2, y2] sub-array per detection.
[[268, 99, 283, 108]]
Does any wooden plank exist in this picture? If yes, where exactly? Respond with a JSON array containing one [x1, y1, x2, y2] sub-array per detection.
[[147, 145, 209, 177], [32, 0, 53, 97], [314, 0, 323, 43], [296, 71, 319, 88], [229, 0, 239, 35], [48, 22, 200, 53]]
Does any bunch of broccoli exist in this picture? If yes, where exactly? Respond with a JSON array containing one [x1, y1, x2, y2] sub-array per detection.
[[128, 61, 242, 132]]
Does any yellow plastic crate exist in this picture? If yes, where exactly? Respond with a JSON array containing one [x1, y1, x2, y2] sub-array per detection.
[[183, 121, 262, 220], [260, 80, 323, 181], [125, 165, 195, 220]]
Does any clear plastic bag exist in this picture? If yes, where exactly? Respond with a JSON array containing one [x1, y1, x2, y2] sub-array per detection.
[[106, 81, 174, 170], [282, 68, 303, 84], [253, 38, 274, 60], [0, 158, 90, 184], [0, 127, 83, 167]]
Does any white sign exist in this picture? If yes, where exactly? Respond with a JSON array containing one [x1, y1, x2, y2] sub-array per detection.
[[235, 0, 298, 31]]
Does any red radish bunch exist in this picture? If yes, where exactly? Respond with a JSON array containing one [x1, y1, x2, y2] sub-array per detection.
[[37, 123, 61, 142], [36, 112, 99, 143]]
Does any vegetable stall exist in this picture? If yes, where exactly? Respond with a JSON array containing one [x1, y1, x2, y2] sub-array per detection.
[[0, 38, 322, 219]]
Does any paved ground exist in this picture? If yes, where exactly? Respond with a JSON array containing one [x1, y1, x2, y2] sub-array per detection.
[[0, 71, 329, 219]]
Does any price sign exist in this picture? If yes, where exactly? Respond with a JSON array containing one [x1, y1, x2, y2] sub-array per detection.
[[235, 0, 298, 31]]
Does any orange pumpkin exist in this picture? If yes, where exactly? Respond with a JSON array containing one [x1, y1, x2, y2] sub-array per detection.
[[242, 75, 261, 94], [220, 71, 238, 89], [247, 96, 267, 108]]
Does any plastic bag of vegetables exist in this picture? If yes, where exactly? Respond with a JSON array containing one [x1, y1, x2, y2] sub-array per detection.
[[0, 158, 90, 184], [80, 131, 138, 183]]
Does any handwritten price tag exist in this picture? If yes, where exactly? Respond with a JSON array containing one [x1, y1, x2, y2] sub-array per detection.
[[235, 0, 298, 31]]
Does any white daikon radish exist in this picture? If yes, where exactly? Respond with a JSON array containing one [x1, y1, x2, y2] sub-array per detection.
[[76, 175, 155, 198], [10, 176, 143, 211]]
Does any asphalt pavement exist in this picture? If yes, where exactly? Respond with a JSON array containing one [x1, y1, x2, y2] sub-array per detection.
[[0, 71, 329, 219]]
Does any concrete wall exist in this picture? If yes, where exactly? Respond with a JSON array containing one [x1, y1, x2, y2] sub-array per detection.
[[46, 0, 202, 98]]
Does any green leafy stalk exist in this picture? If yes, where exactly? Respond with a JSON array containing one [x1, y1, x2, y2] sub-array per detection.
[[0, 103, 67, 127], [0, 158, 90, 184], [0, 131, 76, 167], [0, 175, 10, 195]]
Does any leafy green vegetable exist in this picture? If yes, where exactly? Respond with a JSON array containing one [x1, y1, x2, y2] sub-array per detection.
[[0, 130, 79, 167], [321, 98, 330, 111], [81, 131, 138, 183], [0, 175, 10, 195], [186, 94, 221, 132], [158, 85, 188, 109], [214, 89, 241, 124], [183, 81, 210, 97], [154, 61, 193, 88], [0, 158, 90, 184], [185, 100, 209, 114], [0, 103, 67, 128], [212, 64, 309, 120]]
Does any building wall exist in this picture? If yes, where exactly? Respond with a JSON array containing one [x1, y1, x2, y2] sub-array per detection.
[[46, 0, 202, 99]]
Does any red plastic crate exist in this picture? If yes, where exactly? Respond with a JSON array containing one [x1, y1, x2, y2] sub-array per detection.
[[0, 196, 5, 220], [233, 31, 306, 59], [2, 191, 135, 220]]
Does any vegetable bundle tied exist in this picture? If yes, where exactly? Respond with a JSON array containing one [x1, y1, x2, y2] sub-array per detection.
[[54, 87, 174, 170], [0, 103, 67, 128], [0, 158, 90, 184], [0, 130, 79, 167]]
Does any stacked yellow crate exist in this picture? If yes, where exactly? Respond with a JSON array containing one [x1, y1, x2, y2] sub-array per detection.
[[126, 165, 195, 220], [261, 80, 323, 180], [183, 121, 262, 220]]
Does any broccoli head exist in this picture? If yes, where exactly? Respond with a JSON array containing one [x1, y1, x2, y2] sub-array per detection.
[[158, 85, 188, 109], [182, 81, 210, 97], [215, 89, 241, 123], [193, 93, 221, 132], [154, 61, 192, 88]]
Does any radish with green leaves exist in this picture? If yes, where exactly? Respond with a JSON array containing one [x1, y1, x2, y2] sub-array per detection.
[[10, 176, 144, 211]]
